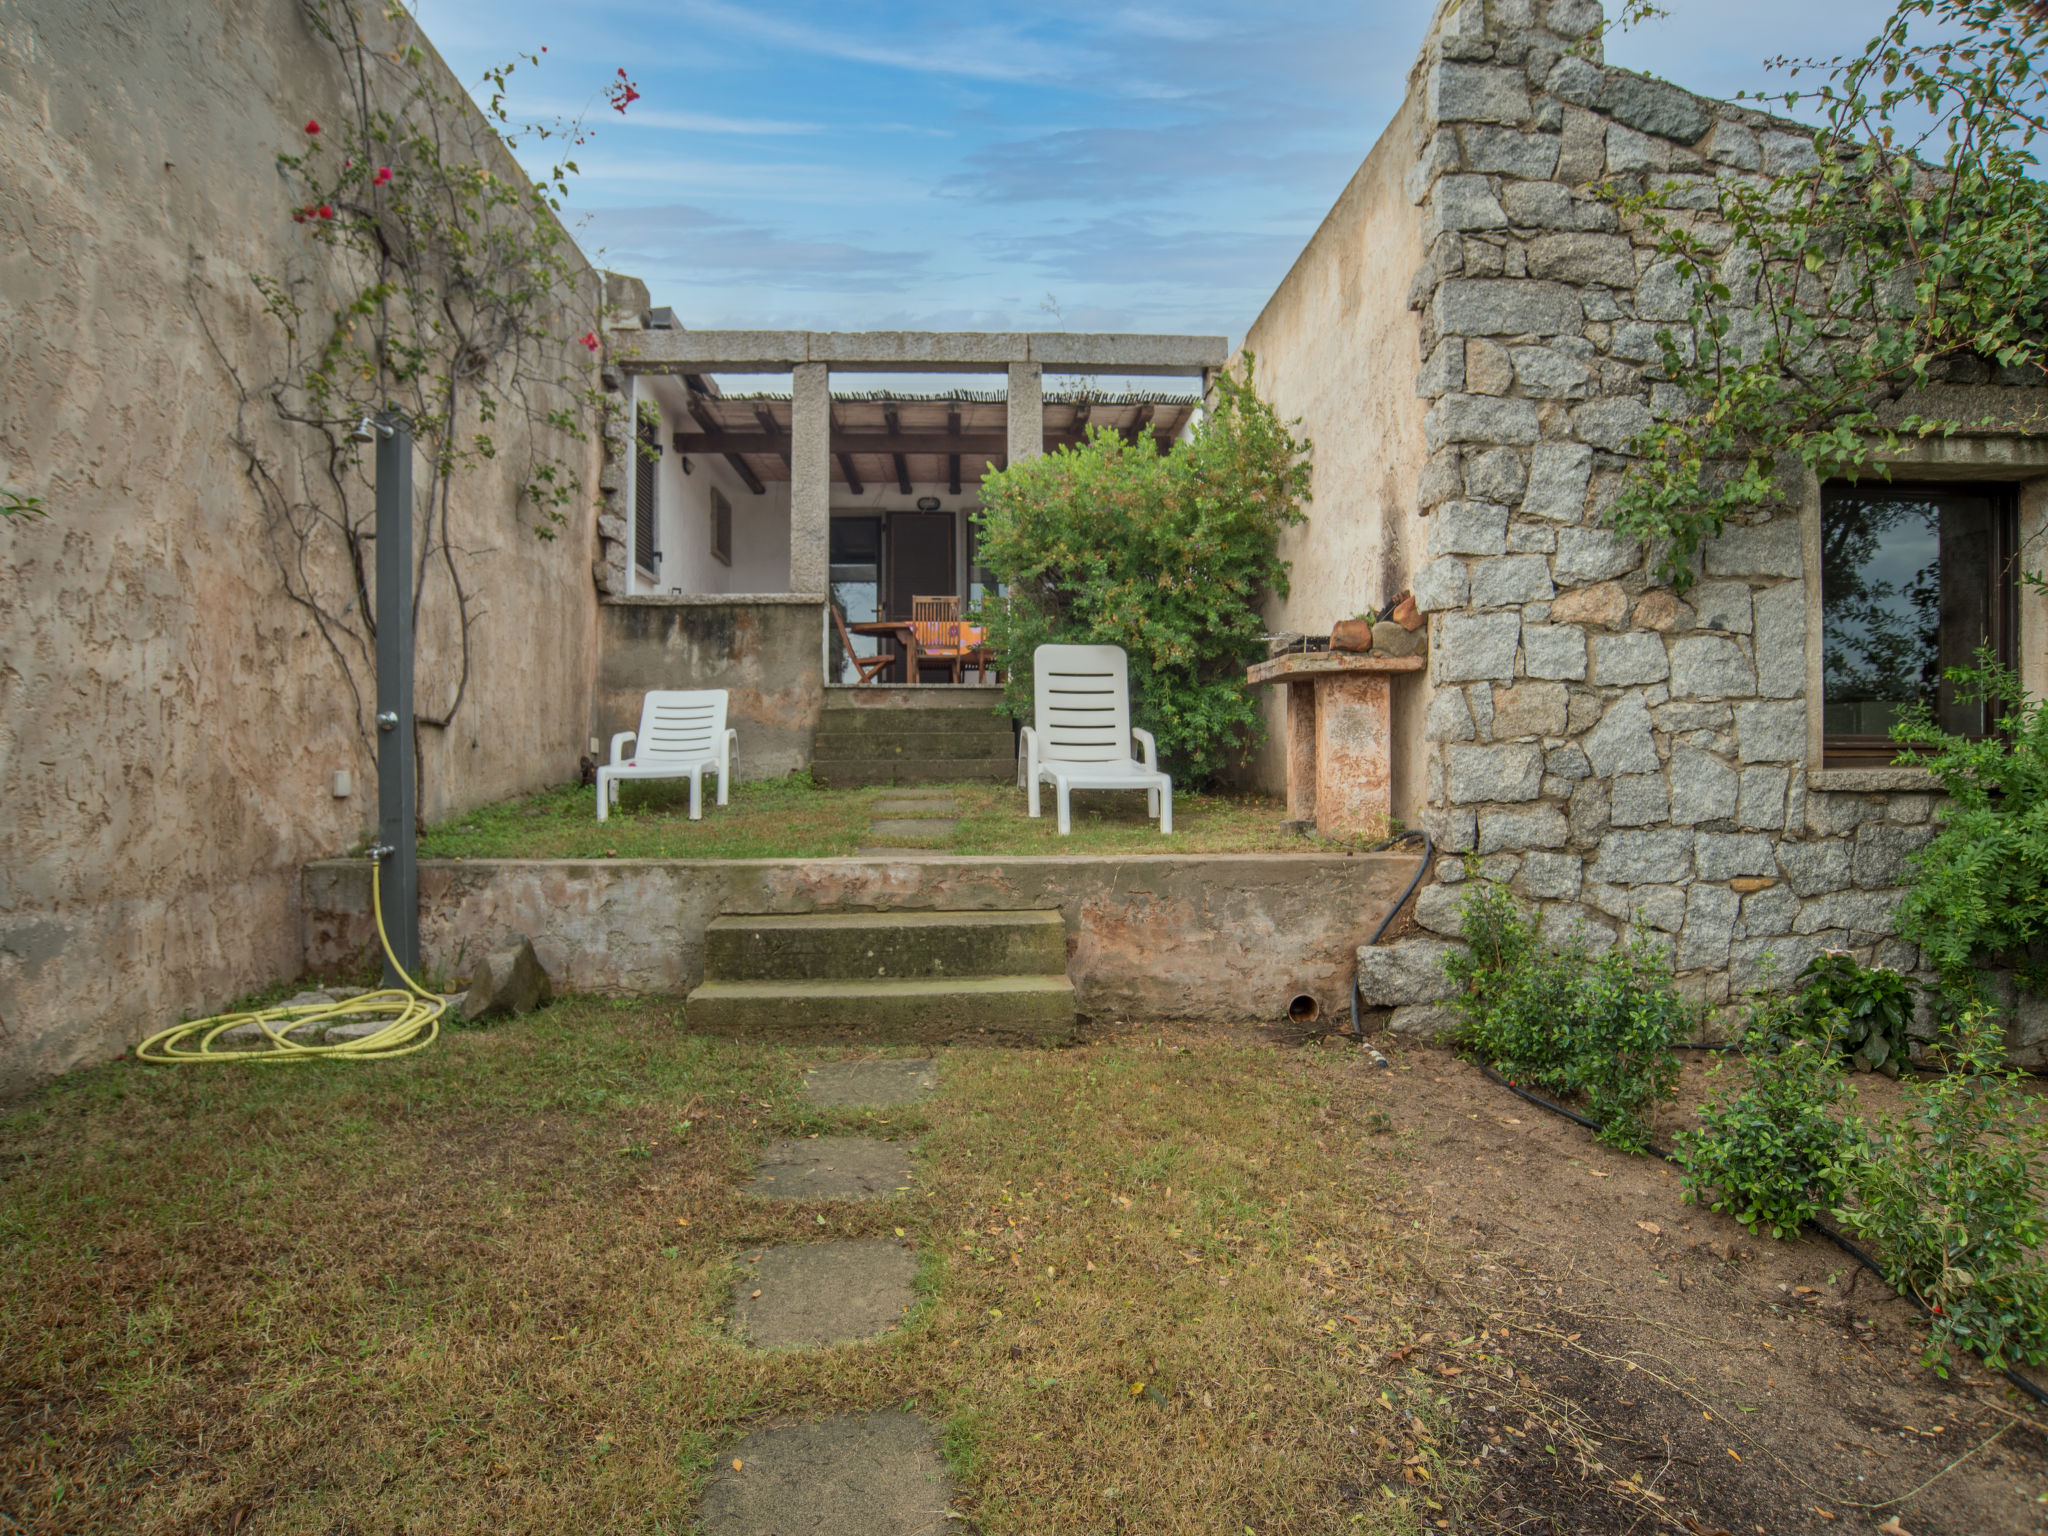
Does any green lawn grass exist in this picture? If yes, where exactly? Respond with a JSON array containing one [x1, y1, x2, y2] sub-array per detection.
[[414, 774, 1376, 862], [0, 1004, 1469, 1534]]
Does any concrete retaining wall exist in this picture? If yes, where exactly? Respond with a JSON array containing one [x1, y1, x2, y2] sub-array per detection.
[[594, 597, 826, 779], [303, 851, 1423, 1023]]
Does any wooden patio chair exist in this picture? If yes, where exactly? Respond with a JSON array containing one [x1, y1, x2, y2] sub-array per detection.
[[910, 594, 966, 684], [830, 603, 893, 685]]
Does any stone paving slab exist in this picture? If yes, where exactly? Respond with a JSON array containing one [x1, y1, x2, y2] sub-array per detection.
[[731, 1239, 920, 1348], [803, 1058, 939, 1107], [697, 1412, 953, 1535], [872, 797, 959, 816], [744, 1135, 914, 1200], [867, 817, 957, 840]]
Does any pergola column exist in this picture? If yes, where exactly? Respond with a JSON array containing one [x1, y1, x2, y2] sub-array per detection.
[[1006, 361, 1042, 467], [789, 360, 830, 594]]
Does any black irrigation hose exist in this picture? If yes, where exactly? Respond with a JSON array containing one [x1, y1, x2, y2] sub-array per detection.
[[1472, 1060, 2048, 1408], [1349, 829, 1434, 1043]]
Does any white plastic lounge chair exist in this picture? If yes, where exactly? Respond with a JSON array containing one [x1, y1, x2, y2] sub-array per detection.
[[1018, 644, 1173, 835], [596, 689, 736, 822]]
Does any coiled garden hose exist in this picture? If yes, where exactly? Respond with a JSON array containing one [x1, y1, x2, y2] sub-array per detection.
[[136, 858, 445, 1064], [1473, 1060, 2048, 1409]]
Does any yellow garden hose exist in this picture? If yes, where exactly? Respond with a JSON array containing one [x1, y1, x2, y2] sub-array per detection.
[[136, 858, 446, 1064]]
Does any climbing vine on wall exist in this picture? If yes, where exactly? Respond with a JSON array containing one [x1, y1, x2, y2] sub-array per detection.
[[195, 0, 633, 810], [1604, 0, 2048, 588]]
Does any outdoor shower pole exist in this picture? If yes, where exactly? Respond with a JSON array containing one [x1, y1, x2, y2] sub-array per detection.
[[373, 411, 420, 985]]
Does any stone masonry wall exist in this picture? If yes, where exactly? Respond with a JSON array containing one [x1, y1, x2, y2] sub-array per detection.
[[1363, 0, 2047, 1066]]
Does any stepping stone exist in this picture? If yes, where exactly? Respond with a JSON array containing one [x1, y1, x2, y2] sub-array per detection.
[[744, 1135, 913, 1200], [698, 1412, 953, 1535], [803, 1058, 938, 1107], [867, 817, 956, 840], [873, 797, 958, 816], [731, 1239, 919, 1348]]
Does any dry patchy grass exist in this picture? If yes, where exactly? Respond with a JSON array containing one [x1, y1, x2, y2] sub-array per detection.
[[1, 1004, 1471, 1535]]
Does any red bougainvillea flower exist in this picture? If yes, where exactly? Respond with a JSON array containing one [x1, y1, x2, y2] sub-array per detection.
[[606, 68, 640, 113], [373, 166, 393, 186], [316, 204, 334, 220], [304, 119, 321, 135], [291, 208, 308, 224], [579, 332, 601, 352]]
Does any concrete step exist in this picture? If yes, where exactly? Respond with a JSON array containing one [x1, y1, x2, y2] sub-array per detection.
[[684, 974, 1076, 1043], [811, 757, 1015, 786], [816, 707, 1014, 738], [704, 909, 1066, 982], [813, 731, 1015, 762]]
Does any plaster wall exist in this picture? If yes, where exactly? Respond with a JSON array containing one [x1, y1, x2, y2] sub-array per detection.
[[0, 0, 601, 1092], [301, 851, 1424, 1022], [1239, 88, 1432, 823], [634, 383, 788, 597], [594, 597, 826, 778]]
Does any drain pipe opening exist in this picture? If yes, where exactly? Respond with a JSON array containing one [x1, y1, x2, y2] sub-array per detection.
[[1286, 993, 1321, 1025]]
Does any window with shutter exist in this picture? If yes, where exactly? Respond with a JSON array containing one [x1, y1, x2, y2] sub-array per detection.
[[710, 486, 732, 566], [634, 419, 660, 577]]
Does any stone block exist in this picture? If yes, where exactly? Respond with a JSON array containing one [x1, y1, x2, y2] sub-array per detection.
[[1389, 1003, 1463, 1039], [1630, 258, 1696, 323], [1573, 397, 1655, 452], [1737, 765, 1789, 829], [1632, 590, 1692, 632], [462, 937, 555, 1022], [1541, 904, 1620, 953], [1569, 778, 1611, 843], [1609, 772, 1671, 826], [1523, 443, 1595, 522], [1730, 934, 1831, 994], [1653, 700, 1732, 731], [1606, 123, 1668, 174], [1355, 937, 1466, 1003], [1425, 688, 1476, 742], [1885, 795, 1934, 826], [1464, 446, 1527, 502], [1752, 582, 1806, 698], [1588, 827, 1695, 884], [1433, 280, 1584, 338], [1589, 631, 1670, 686], [1805, 792, 1881, 838], [1776, 839, 1851, 897], [1853, 823, 1935, 889], [1431, 175, 1509, 232], [1795, 889, 1905, 938], [1549, 579, 1628, 627], [1407, 129, 1465, 204], [1479, 804, 1569, 853], [1519, 849, 1584, 899], [1466, 683, 1496, 736], [1601, 70, 1711, 143], [1546, 54, 1605, 107], [1511, 345, 1594, 398], [1419, 338, 1465, 396], [1429, 63, 1534, 125], [1669, 633, 1756, 698], [1556, 104, 1608, 182], [1546, 743, 1592, 779], [1502, 180, 1575, 227], [1464, 125, 1563, 179], [1466, 338, 1517, 395], [1527, 233, 1639, 288], [1583, 691, 1662, 777], [1695, 831, 1777, 880], [1733, 700, 1806, 762], [1413, 556, 1471, 613], [1471, 554, 1555, 607], [1546, 0, 1603, 37], [1426, 805, 1479, 853], [1740, 883, 1799, 938], [1678, 883, 1739, 971], [1690, 581, 1753, 634], [1706, 120, 1762, 170], [1522, 623, 1588, 680], [1436, 611, 1523, 683], [1761, 130, 1820, 175], [1554, 527, 1640, 585], [1447, 742, 1546, 803], [1429, 500, 1512, 556], [1414, 883, 1468, 936], [1491, 680, 1568, 738], [1372, 621, 1425, 658], [1600, 882, 1686, 933], [1508, 524, 1557, 554], [1668, 747, 1738, 824], [1426, 394, 1542, 449], [1703, 519, 1803, 579], [1420, 448, 1464, 509]]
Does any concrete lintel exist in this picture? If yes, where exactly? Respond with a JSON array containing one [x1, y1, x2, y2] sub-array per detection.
[[611, 328, 1229, 377], [600, 594, 826, 608]]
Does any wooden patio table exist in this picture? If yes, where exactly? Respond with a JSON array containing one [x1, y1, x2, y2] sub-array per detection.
[[846, 618, 991, 683], [1246, 651, 1424, 838]]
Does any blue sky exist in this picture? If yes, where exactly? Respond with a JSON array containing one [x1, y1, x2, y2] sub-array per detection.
[[419, 0, 1902, 343]]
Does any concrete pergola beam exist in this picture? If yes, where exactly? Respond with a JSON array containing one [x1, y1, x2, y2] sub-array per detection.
[[609, 329, 1228, 377]]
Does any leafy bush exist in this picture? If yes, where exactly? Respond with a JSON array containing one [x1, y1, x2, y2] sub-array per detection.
[[1445, 882, 1688, 1153], [1776, 952, 1918, 1076], [1836, 1007, 2048, 1374], [973, 356, 1310, 782], [1675, 1003, 1862, 1240], [1889, 657, 2048, 990]]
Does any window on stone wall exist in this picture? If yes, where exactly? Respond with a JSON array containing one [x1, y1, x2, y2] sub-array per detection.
[[634, 417, 660, 578], [1820, 481, 2016, 766], [709, 486, 732, 567]]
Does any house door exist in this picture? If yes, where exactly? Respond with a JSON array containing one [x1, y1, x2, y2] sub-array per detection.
[[887, 512, 955, 619]]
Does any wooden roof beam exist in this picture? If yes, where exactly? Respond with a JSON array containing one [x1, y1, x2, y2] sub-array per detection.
[[882, 401, 912, 495], [751, 404, 790, 467], [680, 389, 765, 496], [947, 406, 962, 496], [672, 430, 1088, 457]]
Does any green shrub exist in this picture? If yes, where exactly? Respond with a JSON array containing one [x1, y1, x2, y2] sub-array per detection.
[[1889, 656, 2048, 990], [1777, 952, 1917, 1076], [1836, 1006, 2048, 1375], [1445, 882, 1688, 1154], [972, 356, 1310, 782], [1674, 1002, 1862, 1240]]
